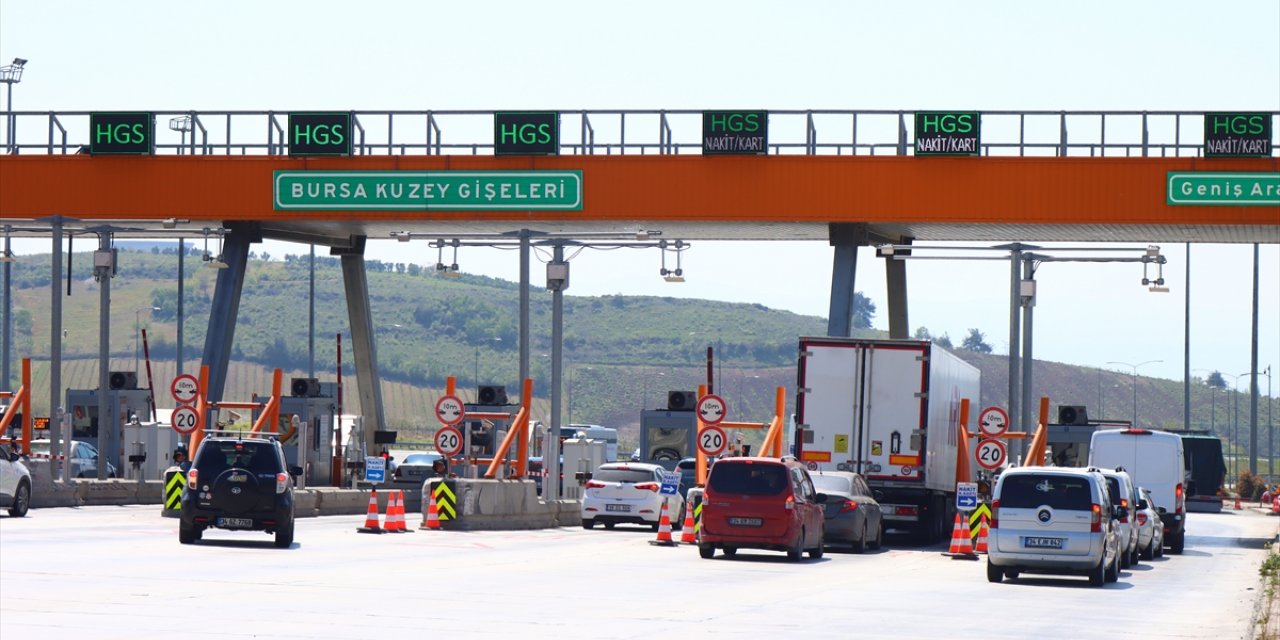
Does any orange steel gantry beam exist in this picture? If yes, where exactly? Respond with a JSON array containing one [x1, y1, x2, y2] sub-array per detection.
[[1, 155, 1276, 226]]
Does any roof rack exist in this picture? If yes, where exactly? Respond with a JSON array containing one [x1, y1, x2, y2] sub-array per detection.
[[200, 429, 278, 442]]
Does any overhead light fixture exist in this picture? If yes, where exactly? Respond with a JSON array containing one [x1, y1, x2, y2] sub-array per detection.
[[1148, 285, 1170, 293], [659, 239, 687, 283], [162, 218, 178, 229], [435, 239, 461, 277], [202, 228, 228, 269], [396, 232, 412, 242], [878, 244, 894, 256]]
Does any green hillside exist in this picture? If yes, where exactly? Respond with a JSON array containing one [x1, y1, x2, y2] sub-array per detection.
[[4, 248, 1275, 469]]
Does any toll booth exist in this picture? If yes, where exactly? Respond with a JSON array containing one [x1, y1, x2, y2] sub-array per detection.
[[122, 420, 184, 481], [638, 391, 699, 472], [66, 385, 154, 475], [561, 438, 607, 500], [252, 378, 339, 486], [463, 400, 515, 457]]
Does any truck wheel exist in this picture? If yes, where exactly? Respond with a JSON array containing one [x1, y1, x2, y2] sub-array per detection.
[[1089, 555, 1106, 587], [581, 519, 595, 530], [787, 529, 804, 561], [699, 544, 715, 559], [1170, 532, 1184, 554]]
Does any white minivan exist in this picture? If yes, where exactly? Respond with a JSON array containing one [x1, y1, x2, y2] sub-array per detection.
[[1088, 428, 1187, 554]]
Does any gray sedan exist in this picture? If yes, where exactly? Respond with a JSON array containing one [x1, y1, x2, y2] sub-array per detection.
[[810, 470, 884, 553]]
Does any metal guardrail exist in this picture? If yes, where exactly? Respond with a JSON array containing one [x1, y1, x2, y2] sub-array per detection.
[[1, 109, 1276, 158]]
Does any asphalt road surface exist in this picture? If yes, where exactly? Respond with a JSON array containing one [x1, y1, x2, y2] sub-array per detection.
[[1, 506, 1274, 639]]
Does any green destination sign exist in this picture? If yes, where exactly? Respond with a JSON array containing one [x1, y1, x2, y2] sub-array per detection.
[[1167, 172, 1280, 206], [273, 171, 583, 211]]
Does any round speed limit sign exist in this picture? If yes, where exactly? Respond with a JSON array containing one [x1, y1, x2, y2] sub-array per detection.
[[975, 438, 1008, 470], [171, 405, 201, 435], [434, 426, 463, 457], [697, 425, 728, 456]]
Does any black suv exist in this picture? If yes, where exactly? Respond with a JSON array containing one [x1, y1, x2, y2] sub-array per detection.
[[180, 435, 300, 547]]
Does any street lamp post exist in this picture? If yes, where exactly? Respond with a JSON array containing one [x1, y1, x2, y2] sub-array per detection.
[[0, 58, 27, 154], [1107, 360, 1163, 428], [1224, 372, 1249, 480], [134, 306, 159, 371]]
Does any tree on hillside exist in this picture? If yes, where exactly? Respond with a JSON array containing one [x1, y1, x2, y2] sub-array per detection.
[[913, 326, 953, 348], [852, 293, 876, 329], [961, 328, 993, 353], [1206, 371, 1227, 389]]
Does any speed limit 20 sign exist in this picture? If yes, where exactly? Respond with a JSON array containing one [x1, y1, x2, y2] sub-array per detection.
[[975, 438, 1008, 470], [698, 425, 728, 456], [435, 426, 463, 457], [171, 405, 201, 435]]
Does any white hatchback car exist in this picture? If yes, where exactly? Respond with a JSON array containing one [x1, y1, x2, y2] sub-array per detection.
[[581, 462, 684, 531], [1098, 468, 1140, 568], [2, 445, 33, 517], [987, 466, 1123, 587], [1136, 486, 1165, 560]]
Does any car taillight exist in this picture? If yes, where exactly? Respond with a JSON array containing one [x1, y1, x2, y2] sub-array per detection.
[[394, 468, 402, 478], [991, 499, 999, 529], [1176, 483, 1184, 514], [840, 500, 858, 512], [785, 496, 795, 510], [187, 468, 198, 490], [585, 480, 606, 489], [1090, 503, 1102, 533], [894, 506, 918, 516], [1119, 498, 1129, 523], [276, 473, 288, 493], [1137, 513, 1148, 526], [634, 482, 660, 492]]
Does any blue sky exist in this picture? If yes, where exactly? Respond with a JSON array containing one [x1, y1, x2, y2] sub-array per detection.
[[2, 0, 1277, 386]]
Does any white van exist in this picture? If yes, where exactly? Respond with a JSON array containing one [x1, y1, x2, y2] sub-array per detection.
[[563, 424, 619, 462], [1087, 428, 1187, 554]]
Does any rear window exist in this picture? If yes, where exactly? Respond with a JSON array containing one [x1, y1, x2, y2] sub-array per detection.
[[811, 474, 853, 495], [195, 441, 281, 474], [595, 468, 654, 483], [998, 474, 1093, 510], [709, 462, 789, 496], [402, 453, 441, 465]]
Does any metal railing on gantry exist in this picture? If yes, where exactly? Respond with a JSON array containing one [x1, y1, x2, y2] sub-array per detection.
[[1, 109, 1276, 158]]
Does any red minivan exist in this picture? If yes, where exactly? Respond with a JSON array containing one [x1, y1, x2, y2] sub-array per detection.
[[698, 457, 826, 561]]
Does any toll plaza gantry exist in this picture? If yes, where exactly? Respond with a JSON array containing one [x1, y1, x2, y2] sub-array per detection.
[[1, 109, 1277, 466]]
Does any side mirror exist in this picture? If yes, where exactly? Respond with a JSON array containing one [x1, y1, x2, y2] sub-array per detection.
[[873, 490, 885, 502], [289, 465, 303, 477], [1136, 499, 1148, 510], [814, 492, 829, 503], [1112, 506, 1126, 520], [1156, 506, 1168, 515]]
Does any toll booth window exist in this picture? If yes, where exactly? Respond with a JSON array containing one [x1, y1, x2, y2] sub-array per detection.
[[709, 463, 788, 496]]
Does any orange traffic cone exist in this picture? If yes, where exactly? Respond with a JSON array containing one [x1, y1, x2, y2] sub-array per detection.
[[1235, 496, 1243, 510], [358, 489, 384, 534], [421, 487, 441, 530], [649, 500, 676, 546], [679, 499, 697, 544], [974, 518, 989, 554], [388, 490, 410, 533], [944, 513, 975, 558]]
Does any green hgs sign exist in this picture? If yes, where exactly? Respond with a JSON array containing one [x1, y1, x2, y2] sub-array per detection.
[[1203, 112, 1272, 158], [274, 170, 583, 211], [89, 112, 155, 155], [288, 112, 351, 156], [702, 110, 768, 155], [915, 112, 980, 156]]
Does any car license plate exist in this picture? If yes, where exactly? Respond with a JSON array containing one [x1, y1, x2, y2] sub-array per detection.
[[228, 473, 248, 483], [1023, 536, 1063, 549], [605, 504, 631, 512], [729, 517, 763, 527], [218, 517, 253, 528]]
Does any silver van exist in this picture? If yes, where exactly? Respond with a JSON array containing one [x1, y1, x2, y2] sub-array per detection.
[[987, 466, 1123, 587]]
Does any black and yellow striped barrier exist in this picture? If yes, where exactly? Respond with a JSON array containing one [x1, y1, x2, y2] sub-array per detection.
[[162, 469, 185, 518], [431, 479, 458, 522]]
